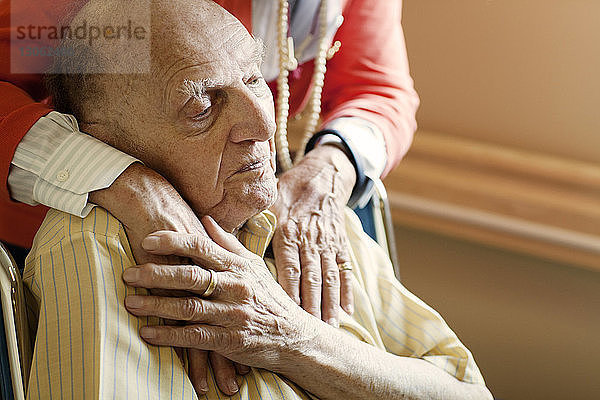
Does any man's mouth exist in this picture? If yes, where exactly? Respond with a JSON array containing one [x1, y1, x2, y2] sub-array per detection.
[[234, 156, 269, 174]]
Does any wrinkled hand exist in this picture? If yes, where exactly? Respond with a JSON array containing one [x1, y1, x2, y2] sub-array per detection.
[[271, 145, 357, 326], [187, 348, 250, 396], [89, 163, 247, 396], [89, 163, 204, 266], [123, 216, 314, 371]]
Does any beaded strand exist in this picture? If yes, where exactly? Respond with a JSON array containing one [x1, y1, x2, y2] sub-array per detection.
[[275, 0, 294, 171], [294, 0, 329, 165], [276, 0, 331, 172]]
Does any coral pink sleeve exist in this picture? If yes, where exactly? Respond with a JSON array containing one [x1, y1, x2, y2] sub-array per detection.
[[321, 0, 419, 176]]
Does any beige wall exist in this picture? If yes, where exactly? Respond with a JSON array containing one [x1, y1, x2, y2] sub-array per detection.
[[402, 0, 600, 163], [395, 1, 600, 399], [395, 226, 600, 400]]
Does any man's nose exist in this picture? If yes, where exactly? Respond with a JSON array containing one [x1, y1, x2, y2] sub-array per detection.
[[228, 89, 275, 143]]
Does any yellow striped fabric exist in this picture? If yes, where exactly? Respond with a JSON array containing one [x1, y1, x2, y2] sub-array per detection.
[[23, 206, 484, 399]]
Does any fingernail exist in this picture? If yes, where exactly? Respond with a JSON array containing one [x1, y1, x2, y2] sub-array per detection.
[[327, 318, 339, 328], [140, 326, 156, 339], [240, 365, 250, 374], [125, 296, 143, 308], [123, 267, 140, 283], [198, 378, 209, 393], [229, 380, 239, 394], [142, 236, 161, 251], [202, 215, 214, 227]]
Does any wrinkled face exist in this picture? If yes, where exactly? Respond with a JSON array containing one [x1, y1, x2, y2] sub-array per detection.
[[89, 1, 277, 232]]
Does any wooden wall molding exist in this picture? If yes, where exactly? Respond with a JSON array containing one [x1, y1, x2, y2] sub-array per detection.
[[384, 131, 600, 271]]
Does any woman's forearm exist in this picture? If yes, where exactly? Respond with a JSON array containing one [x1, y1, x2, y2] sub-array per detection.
[[276, 319, 492, 400]]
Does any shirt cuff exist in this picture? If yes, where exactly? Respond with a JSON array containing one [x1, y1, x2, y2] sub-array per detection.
[[315, 117, 388, 208], [306, 129, 369, 209], [7, 165, 38, 206], [322, 117, 387, 181], [10, 111, 139, 217]]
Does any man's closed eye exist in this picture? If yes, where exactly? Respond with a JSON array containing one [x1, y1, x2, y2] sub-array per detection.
[[181, 92, 223, 132], [246, 76, 268, 97], [192, 105, 212, 120]]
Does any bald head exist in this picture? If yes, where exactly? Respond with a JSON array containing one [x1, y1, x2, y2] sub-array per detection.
[[57, 0, 251, 71], [48, 0, 260, 127]]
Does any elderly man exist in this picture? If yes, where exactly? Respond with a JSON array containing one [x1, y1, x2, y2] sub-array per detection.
[[24, 0, 492, 399]]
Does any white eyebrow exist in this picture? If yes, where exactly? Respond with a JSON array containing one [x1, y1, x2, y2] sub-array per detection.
[[177, 38, 265, 100], [250, 37, 266, 67], [178, 78, 224, 100]]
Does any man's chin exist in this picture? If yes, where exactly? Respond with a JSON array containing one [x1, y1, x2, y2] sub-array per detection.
[[241, 173, 278, 212], [212, 173, 278, 232]]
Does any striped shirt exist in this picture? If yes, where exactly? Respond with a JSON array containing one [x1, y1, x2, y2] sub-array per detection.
[[8, 111, 138, 217], [23, 207, 484, 399]]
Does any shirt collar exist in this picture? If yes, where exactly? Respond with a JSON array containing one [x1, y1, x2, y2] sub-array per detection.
[[236, 210, 277, 258]]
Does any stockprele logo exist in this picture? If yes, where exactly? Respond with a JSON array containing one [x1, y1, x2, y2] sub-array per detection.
[[11, 1, 151, 74], [16, 20, 148, 47]]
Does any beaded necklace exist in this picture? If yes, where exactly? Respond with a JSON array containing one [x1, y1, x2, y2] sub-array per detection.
[[275, 0, 330, 171]]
